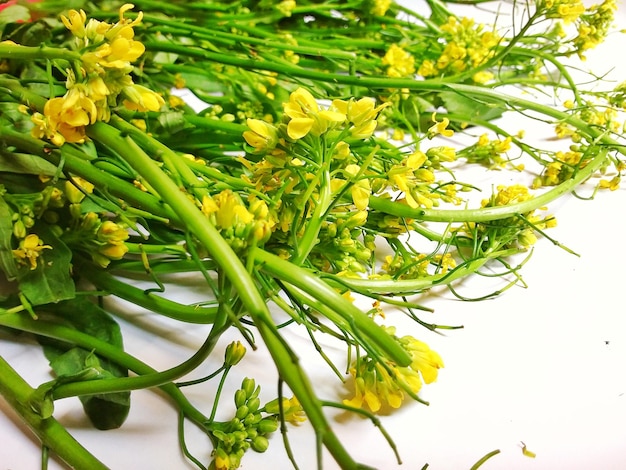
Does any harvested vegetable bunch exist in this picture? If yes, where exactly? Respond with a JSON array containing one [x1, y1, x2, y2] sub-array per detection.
[[0, 0, 624, 469]]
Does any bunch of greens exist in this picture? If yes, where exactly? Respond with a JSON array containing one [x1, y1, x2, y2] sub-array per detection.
[[0, 0, 624, 468]]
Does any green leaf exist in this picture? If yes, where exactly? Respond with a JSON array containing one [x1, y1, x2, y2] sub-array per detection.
[[0, 193, 18, 281], [0, 152, 58, 176], [17, 223, 75, 306], [39, 297, 130, 430], [440, 90, 506, 123]]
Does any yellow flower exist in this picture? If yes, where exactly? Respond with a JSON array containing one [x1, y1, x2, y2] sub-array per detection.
[[40, 89, 98, 144], [287, 116, 315, 140], [122, 85, 165, 112], [343, 375, 382, 412], [398, 335, 444, 384], [65, 177, 95, 204], [213, 448, 230, 470], [417, 59, 437, 77], [283, 87, 345, 139], [264, 396, 306, 424], [599, 176, 620, 190], [12, 234, 51, 270], [97, 220, 130, 245], [331, 96, 389, 139], [371, 0, 392, 16], [60, 9, 87, 38], [243, 118, 279, 153], [473, 70, 494, 84], [343, 359, 424, 412], [382, 44, 415, 78], [428, 112, 454, 138]]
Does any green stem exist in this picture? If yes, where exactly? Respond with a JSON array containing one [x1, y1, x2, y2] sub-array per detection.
[[0, 43, 80, 62], [139, 42, 626, 148], [50, 322, 226, 400], [0, 127, 173, 223], [252, 248, 411, 366], [85, 121, 364, 469], [293, 168, 331, 265], [0, 356, 108, 470], [78, 263, 218, 324], [323, 255, 490, 295], [370, 146, 610, 223], [0, 312, 208, 425]]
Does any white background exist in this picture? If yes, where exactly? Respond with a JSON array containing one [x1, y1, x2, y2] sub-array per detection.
[[2, 1, 626, 469]]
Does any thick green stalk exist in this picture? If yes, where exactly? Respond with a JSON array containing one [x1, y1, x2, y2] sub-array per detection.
[[0, 356, 108, 470], [78, 264, 218, 324], [0, 43, 80, 62], [86, 122, 265, 315], [370, 146, 610, 223], [0, 128, 174, 223], [141, 42, 626, 151], [0, 313, 207, 425], [252, 248, 411, 366], [85, 121, 364, 469], [50, 323, 227, 400]]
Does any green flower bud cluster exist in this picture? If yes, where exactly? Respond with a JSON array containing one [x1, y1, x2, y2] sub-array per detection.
[[208, 378, 279, 470], [311, 222, 373, 274]]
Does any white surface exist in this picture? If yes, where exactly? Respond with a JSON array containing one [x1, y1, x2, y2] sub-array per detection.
[[2, 2, 626, 469]]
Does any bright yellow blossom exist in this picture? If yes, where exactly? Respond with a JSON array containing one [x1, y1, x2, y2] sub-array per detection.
[[371, 0, 392, 16], [243, 118, 279, 153], [12, 234, 51, 270], [122, 85, 165, 112], [283, 87, 345, 139], [382, 44, 416, 78], [428, 113, 454, 138], [344, 335, 441, 412]]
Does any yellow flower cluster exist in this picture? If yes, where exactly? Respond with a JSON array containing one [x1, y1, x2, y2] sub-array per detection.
[[382, 44, 416, 78], [532, 150, 584, 188], [386, 147, 458, 209], [371, 0, 392, 16], [474, 185, 557, 248], [31, 4, 164, 145], [572, 0, 617, 58], [381, 251, 457, 279], [418, 17, 500, 82], [542, 0, 585, 24], [344, 328, 443, 412], [201, 190, 273, 253], [460, 133, 514, 169], [78, 212, 130, 267], [241, 88, 392, 271]]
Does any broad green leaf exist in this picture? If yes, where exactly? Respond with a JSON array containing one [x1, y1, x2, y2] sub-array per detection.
[[0, 194, 18, 281], [39, 297, 130, 430], [17, 223, 75, 306], [440, 90, 506, 123], [0, 152, 58, 176]]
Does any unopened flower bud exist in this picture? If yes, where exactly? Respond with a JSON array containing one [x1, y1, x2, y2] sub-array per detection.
[[235, 405, 249, 420], [13, 220, 26, 239], [241, 377, 256, 399], [234, 389, 248, 408], [257, 418, 278, 434], [246, 397, 260, 413], [251, 435, 269, 453], [224, 341, 246, 367]]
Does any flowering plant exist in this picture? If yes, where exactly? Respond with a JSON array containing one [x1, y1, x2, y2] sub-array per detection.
[[0, 0, 624, 468]]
